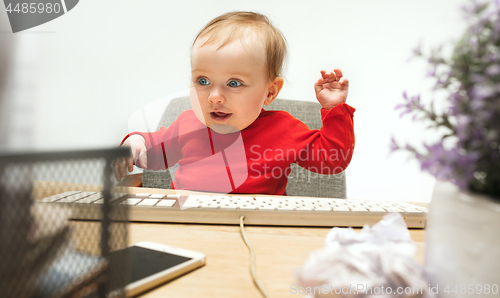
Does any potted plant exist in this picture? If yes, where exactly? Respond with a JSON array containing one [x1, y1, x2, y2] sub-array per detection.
[[391, 1, 500, 296]]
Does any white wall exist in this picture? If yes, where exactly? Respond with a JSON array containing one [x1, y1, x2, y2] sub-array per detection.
[[0, 0, 469, 202]]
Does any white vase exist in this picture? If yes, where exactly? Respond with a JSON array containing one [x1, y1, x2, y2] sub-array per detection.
[[425, 181, 500, 297]]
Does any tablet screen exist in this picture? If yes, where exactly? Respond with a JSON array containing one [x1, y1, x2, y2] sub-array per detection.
[[122, 246, 193, 284]]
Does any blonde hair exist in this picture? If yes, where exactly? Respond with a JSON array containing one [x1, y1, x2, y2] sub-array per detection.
[[192, 11, 287, 81]]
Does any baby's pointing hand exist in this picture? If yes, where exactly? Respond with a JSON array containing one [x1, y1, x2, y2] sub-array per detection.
[[113, 135, 148, 181], [314, 69, 349, 110]]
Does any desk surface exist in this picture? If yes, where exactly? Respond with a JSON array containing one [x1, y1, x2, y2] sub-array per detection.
[[129, 222, 425, 298], [35, 179, 426, 298], [118, 174, 427, 297], [63, 221, 425, 298]]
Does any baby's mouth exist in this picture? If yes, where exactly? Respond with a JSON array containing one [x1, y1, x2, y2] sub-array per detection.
[[210, 111, 232, 121]]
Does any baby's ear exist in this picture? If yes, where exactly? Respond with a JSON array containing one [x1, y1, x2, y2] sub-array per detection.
[[264, 77, 284, 105]]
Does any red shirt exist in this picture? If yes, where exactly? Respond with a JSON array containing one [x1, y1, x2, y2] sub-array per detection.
[[122, 103, 355, 195]]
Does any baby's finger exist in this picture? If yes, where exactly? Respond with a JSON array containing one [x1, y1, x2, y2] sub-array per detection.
[[320, 70, 327, 79], [314, 77, 325, 93], [325, 71, 338, 83], [113, 159, 124, 181], [127, 157, 134, 172], [120, 158, 128, 179], [334, 69, 343, 80], [113, 161, 120, 181], [339, 77, 349, 88], [138, 148, 148, 169]]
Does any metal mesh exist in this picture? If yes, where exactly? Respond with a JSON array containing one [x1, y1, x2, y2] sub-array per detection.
[[0, 148, 130, 298]]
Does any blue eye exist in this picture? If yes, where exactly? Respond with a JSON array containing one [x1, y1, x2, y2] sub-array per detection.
[[198, 78, 210, 86], [227, 80, 242, 87]]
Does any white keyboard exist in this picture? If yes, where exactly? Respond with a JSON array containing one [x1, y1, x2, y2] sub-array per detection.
[[38, 191, 427, 228]]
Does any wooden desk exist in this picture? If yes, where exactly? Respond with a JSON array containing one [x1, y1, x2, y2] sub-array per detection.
[[35, 179, 426, 298], [129, 223, 425, 298], [114, 174, 427, 297]]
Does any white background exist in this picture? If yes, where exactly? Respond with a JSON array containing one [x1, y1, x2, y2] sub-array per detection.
[[0, 0, 470, 202]]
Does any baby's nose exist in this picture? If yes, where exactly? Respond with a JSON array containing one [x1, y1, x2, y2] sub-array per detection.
[[208, 90, 225, 104]]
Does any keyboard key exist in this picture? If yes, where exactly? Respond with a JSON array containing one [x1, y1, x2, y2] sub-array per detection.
[[350, 207, 369, 212], [58, 192, 95, 203], [185, 201, 201, 207], [189, 195, 211, 202], [149, 194, 166, 199], [367, 207, 387, 212], [314, 207, 333, 212], [76, 193, 103, 204], [111, 192, 127, 200], [231, 196, 251, 201], [332, 207, 350, 212], [134, 193, 151, 198], [402, 208, 424, 213], [240, 205, 258, 210], [300, 204, 315, 210], [221, 203, 237, 210], [138, 199, 160, 207], [156, 199, 176, 208], [385, 207, 403, 212], [258, 204, 275, 211], [121, 198, 142, 206], [41, 191, 81, 202], [166, 194, 181, 200], [201, 201, 218, 209], [295, 206, 313, 212]]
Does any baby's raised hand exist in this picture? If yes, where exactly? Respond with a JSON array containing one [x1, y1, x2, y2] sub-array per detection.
[[113, 135, 148, 181], [314, 69, 349, 110]]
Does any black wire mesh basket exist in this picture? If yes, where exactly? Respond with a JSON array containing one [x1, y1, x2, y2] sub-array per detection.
[[0, 147, 130, 298]]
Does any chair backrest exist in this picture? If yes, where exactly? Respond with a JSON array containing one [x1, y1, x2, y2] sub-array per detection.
[[142, 96, 346, 198]]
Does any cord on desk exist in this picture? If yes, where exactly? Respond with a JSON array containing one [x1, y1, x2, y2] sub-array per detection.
[[239, 215, 270, 298]]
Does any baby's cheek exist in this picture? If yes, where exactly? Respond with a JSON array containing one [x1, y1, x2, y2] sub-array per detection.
[[190, 88, 207, 125]]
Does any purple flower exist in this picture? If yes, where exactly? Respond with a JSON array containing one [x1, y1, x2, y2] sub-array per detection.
[[389, 137, 400, 153], [411, 43, 422, 57], [471, 74, 485, 83], [395, 91, 425, 117], [470, 96, 485, 110], [419, 143, 456, 181], [425, 66, 437, 78], [471, 86, 495, 100], [455, 115, 471, 140], [419, 142, 479, 189], [488, 53, 499, 63], [471, 23, 482, 34], [486, 64, 500, 76], [493, 25, 500, 42], [392, 0, 500, 198]]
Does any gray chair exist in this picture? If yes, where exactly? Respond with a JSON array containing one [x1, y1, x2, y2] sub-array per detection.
[[142, 96, 346, 198]]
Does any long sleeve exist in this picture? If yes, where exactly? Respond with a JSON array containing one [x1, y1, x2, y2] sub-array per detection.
[[120, 120, 183, 171], [291, 103, 355, 174]]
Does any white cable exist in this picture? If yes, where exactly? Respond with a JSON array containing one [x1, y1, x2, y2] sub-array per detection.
[[239, 215, 270, 298]]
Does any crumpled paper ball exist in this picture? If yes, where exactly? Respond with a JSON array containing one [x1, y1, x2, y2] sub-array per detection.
[[294, 213, 435, 298]]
